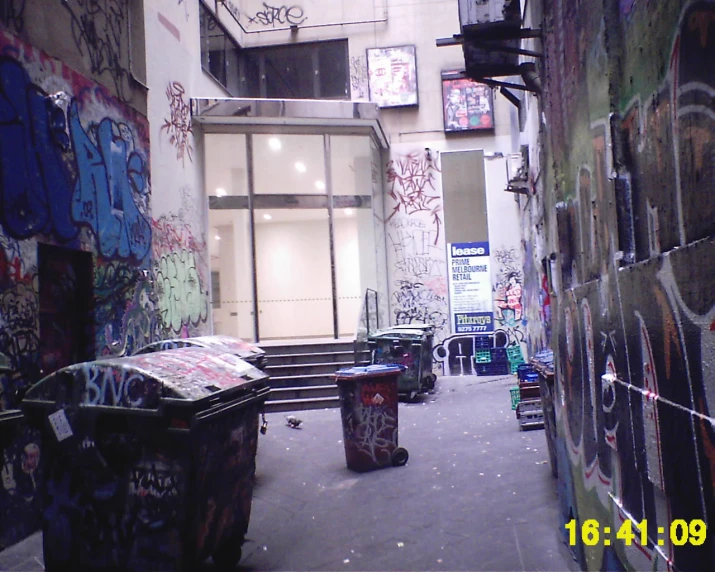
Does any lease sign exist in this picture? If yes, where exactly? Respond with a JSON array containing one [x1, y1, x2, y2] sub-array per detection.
[[447, 242, 494, 333]]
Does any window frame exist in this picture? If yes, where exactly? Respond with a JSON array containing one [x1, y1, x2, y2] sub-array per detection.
[[238, 39, 350, 100], [199, 0, 241, 95]]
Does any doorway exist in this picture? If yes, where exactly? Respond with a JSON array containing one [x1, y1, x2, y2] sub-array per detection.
[[38, 244, 94, 377]]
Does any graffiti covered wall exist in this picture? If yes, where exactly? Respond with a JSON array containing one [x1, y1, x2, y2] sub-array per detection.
[[145, 1, 210, 344], [0, 27, 152, 548], [384, 148, 449, 342], [525, 0, 715, 569], [1, 0, 212, 549]]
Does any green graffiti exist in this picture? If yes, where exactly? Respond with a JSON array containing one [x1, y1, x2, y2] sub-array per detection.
[[154, 250, 208, 333]]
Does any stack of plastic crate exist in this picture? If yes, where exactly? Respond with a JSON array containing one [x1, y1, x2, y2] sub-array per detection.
[[473, 336, 508, 375], [514, 363, 543, 430], [507, 345, 526, 374]]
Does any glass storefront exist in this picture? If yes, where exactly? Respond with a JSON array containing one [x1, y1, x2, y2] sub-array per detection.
[[206, 132, 382, 341]]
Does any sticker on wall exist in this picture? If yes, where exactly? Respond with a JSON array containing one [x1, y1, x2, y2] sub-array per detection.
[[366, 45, 419, 108], [447, 242, 493, 333]]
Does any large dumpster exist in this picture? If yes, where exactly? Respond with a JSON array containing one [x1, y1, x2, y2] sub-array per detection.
[[21, 347, 269, 571], [134, 334, 267, 371], [335, 365, 408, 472], [0, 355, 43, 551], [369, 324, 436, 399]]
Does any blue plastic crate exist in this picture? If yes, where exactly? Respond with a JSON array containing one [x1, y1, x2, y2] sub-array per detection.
[[474, 335, 492, 349], [476, 362, 509, 376], [517, 363, 536, 382]]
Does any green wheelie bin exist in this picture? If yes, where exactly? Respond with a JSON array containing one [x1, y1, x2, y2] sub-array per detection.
[[368, 324, 437, 399]]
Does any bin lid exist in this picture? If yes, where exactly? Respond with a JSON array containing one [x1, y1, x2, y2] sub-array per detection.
[[335, 364, 404, 380], [133, 335, 265, 361], [23, 347, 268, 410], [370, 328, 426, 340], [389, 323, 434, 332]]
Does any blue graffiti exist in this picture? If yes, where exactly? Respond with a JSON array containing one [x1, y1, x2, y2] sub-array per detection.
[[0, 56, 76, 241], [69, 101, 151, 264]]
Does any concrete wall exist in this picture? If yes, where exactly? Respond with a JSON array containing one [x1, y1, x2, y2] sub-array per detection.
[[518, 0, 715, 569]]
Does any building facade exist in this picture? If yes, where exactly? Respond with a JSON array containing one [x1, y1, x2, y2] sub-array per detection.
[[0, 0, 525, 550]]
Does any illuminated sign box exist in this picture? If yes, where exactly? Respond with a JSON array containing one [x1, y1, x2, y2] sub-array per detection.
[[366, 45, 419, 108]]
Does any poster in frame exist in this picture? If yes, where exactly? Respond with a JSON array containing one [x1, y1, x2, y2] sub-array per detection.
[[441, 72, 494, 132], [366, 45, 419, 108]]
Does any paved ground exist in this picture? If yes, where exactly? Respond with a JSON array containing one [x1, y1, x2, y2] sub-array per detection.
[[0, 375, 579, 571]]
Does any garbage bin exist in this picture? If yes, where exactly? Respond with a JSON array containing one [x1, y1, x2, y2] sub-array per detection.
[[21, 347, 269, 571], [1, 356, 44, 551], [133, 334, 267, 371], [335, 365, 408, 472], [369, 324, 436, 399]]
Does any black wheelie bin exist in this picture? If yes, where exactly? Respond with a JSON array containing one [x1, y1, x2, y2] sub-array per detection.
[[21, 346, 269, 571], [369, 324, 437, 399], [134, 334, 267, 371]]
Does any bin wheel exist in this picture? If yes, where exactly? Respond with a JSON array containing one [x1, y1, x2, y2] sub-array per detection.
[[212, 539, 243, 569], [391, 447, 409, 467]]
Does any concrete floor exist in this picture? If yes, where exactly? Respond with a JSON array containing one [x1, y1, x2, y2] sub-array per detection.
[[0, 375, 579, 571]]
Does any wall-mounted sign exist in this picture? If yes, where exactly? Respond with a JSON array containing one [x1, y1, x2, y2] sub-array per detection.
[[441, 73, 494, 132], [447, 242, 494, 333], [366, 45, 419, 108]]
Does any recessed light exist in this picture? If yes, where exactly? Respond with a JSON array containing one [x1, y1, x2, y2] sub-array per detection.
[[216, 188, 227, 197], [344, 208, 353, 216], [263, 213, 272, 220], [269, 137, 282, 151], [315, 180, 326, 190], [215, 235, 221, 240], [295, 161, 306, 173]]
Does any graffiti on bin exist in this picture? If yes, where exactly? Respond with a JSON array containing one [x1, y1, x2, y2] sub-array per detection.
[[360, 382, 395, 407], [373, 341, 418, 381], [343, 401, 397, 466], [196, 403, 259, 558], [42, 441, 187, 569], [81, 364, 160, 408]]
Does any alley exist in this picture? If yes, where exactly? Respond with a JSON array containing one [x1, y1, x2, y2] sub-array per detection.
[[0, 375, 576, 572]]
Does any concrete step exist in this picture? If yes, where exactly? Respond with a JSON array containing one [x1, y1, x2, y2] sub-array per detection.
[[268, 384, 338, 401], [268, 372, 337, 388], [266, 350, 369, 366], [266, 361, 355, 377], [264, 395, 340, 413], [259, 340, 356, 356]]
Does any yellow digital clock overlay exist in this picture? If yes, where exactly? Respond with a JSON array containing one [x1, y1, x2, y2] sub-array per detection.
[[565, 519, 706, 547]]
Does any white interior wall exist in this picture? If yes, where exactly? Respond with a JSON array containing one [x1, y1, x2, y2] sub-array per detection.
[[255, 218, 332, 339]]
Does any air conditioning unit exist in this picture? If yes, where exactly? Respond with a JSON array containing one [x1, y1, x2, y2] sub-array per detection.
[[507, 153, 525, 182], [458, 0, 521, 31]]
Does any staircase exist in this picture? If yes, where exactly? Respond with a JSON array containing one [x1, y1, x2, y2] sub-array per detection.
[[260, 338, 371, 413]]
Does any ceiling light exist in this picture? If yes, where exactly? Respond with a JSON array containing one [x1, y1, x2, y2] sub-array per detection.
[[295, 161, 306, 173], [215, 235, 221, 240], [344, 208, 354, 216], [216, 188, 227, 197], [263, 213, 272, 220], [315, 180, 326, 190], [268, 137, 282, 151]]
